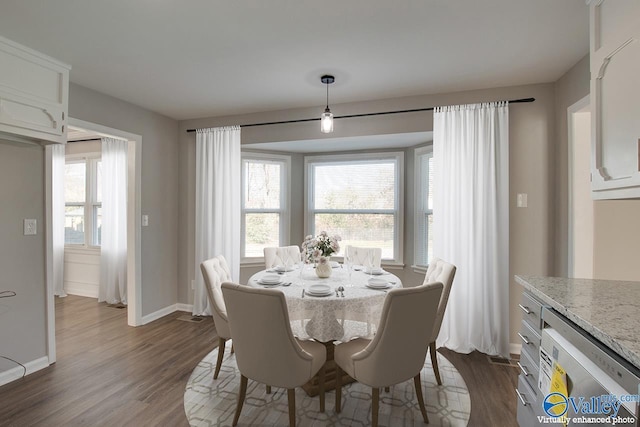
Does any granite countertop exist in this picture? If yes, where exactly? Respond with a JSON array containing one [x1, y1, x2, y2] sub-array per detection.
[[515, 275, 640, 370]]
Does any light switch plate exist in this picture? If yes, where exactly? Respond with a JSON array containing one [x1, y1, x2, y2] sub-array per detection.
[[24, 219, 37, 235], [517, 193, 528, 208], [142, 215, 149, 227]]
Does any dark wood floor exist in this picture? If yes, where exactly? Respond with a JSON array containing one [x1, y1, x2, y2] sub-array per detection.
[[0, 295, 518, 426]]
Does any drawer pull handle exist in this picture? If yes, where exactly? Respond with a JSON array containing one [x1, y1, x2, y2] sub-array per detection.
[[518, 304, 531, 314], [518, 332, 530, 345], [515, 388, 528, 406], [517, 361, 530, 376]]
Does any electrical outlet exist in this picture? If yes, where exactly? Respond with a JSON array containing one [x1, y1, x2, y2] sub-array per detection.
[[24, 219, 37, 235], [142, 215, 149, 227], [191, 280, 195, 290]]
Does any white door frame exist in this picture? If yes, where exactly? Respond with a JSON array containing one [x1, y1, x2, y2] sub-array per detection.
[[567, 94, 591, 278], [45, 118, 142, 363]]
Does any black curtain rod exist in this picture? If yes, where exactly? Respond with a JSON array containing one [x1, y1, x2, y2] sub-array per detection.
[[185, 97, 534, 133], [67, 138, 102, 143]]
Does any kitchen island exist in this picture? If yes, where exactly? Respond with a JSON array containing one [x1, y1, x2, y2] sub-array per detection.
[[514, 276, 640, 426], [515, 276, 640, 369]]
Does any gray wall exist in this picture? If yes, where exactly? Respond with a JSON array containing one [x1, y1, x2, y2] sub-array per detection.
[[0, 141, 46, 373], [553, 55, 591, 276], [68, 83, 180, 316], [178, 82, 558, 347]]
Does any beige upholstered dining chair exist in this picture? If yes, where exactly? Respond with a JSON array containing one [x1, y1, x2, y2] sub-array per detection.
[[423, 258, 457, 385], [200, 255, 234, 379], [221, 282, 327, 427], [344, 245, 382, 268], [333, 282, 444, 427], [263, 245, 301, 269]]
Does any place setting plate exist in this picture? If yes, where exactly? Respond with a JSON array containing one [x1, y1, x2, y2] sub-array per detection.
[[363, 267, 386, 275], [304, 284, 333, 297], [257, 274, 285, 286], [365, 277, 393, 290], [267, 264, 296, 273]]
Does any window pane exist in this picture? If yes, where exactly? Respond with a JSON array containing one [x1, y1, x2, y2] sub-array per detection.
[[314, 162, 395, 210], [93, 205, 102, 246], [65, 162, 86, 203], [65, 205, 85, 244], [427, 213, 433, 265], [315, 213, 394, 259], [244, 213, 280, 257], [427, 155, 434, 210], [96, 160, 102, 203], [415, 150, 433, 267], [244, 161, 281, 209]]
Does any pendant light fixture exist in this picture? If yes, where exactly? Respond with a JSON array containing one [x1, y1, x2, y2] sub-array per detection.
[[320, 74, 335, 133]]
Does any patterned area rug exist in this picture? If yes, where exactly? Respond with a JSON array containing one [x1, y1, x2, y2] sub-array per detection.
[[184, 347, 470, 426]]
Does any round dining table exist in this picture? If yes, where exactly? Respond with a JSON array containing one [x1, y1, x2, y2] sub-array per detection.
[[249, 263, 403, 396], [248, 264, 403, 343]]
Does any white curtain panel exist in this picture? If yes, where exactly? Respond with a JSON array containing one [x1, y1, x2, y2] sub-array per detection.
[[100, 137, 128, 304], [48, 144, 66, 297], [194, 126, 241, 316], [433, 102, 510, 357]]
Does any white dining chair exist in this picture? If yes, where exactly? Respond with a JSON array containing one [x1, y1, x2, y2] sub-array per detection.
[[221, 282, 327, 427], [344, 245, 382, 268], [263, 245, 301, 269], [200, 256, 233, 379], [333, 282, 443, 427], [423, 258, 457, 385]]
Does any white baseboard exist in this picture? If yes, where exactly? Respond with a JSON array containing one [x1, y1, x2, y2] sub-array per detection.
[[176, 303, 193, 313], [140, 303, 196, 325], [0, 356, 50, 387], [141, 304, 178, 325], [64, 281, 99, 298], [510, 343, 522, 356]]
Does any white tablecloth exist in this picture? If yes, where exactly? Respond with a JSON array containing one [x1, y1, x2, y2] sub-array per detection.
[[248, 265, 402, 342]]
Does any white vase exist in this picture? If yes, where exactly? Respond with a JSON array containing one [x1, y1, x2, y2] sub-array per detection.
[[315, 262, 332, 278]]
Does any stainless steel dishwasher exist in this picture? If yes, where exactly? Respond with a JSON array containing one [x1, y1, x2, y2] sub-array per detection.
[[536, 308, 640, 426]]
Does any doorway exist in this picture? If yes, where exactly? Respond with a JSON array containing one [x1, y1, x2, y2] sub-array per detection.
[[45, 118, 142, 363], [567, 95, 593, 279]]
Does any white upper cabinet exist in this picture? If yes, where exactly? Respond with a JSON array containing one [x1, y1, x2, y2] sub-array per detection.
[[0, 35, 70, 144], [590, 0, 640, 199]]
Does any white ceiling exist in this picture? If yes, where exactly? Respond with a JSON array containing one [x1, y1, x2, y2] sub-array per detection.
[[0, 1, 589, 121]]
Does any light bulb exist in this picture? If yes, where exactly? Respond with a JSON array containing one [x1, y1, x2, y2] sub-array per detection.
[[321, 109, 333, 133]]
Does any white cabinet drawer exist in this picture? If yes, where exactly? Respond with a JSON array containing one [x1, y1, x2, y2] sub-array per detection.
[[519, 291, 543, 334], [518, 348, 539, 398], [516, 376, 545, 427], [519, 320, 541, 364]]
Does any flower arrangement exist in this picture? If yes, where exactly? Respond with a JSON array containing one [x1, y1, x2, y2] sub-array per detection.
[[301, 231, 341, 264]]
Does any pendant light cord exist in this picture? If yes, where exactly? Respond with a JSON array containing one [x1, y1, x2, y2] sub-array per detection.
[[326, 82, 330, 110]]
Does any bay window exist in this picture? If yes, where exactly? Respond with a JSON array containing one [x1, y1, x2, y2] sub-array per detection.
[[305, 153, 404, 263], [241, 153, 290, 260], [414, 146, 434, 268]]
